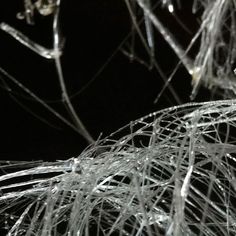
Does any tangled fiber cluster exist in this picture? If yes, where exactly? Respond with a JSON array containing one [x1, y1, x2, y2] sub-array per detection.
[[1, 100, 236, 235], [2, 0, 236, 235], [130, 0, 236, 98]]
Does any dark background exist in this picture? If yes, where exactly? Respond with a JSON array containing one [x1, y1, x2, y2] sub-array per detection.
[[0, 1, 210, 161]]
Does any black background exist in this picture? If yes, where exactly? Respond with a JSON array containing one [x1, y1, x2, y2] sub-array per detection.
[[0, 0, 210, 161]]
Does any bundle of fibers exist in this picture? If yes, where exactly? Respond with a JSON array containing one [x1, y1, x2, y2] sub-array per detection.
[[1, 100, 236, 235], [132, 0, 236, 97]]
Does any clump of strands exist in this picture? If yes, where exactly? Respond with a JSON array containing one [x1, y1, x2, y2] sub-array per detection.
[[126, 0, 236, 99], [1, 100, 236, 235], [1, 0, 236, 235]]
